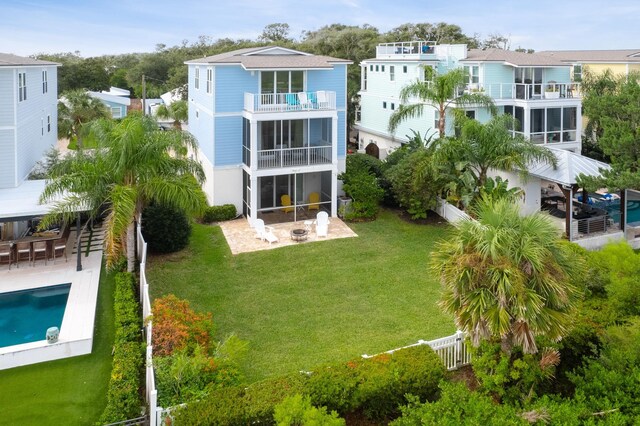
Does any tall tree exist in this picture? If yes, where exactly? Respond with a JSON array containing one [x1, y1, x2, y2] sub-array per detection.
[[259, 23, 293, 44], [383, 22, 479, 48], [388, 68, 495, 139], [431, 198, 583, 354], [40, 114, 207, 272], [58, 89, 111, 149], [441, 114, 558, 187]]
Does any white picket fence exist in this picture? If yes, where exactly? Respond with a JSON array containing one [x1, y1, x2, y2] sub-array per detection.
[[136, 222, 166, 426], [435, 198, 471, 223], [362, 330, 471, 370]]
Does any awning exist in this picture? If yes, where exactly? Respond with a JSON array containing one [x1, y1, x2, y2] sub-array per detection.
[[527, 147, 610, 186], [0, 180, 62, 221]]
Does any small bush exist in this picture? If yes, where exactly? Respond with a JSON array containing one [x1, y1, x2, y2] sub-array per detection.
[[274, 394, 345, 426], [391, 382, 525, 426], [99, 272, 143, 424], [152, 294, 214, 357], [202, 204, 237, 223], [307, 345, 445, 419], [171, 373, 308, 425], [342, 172, 384, 220], [142, 203, 191, 254]]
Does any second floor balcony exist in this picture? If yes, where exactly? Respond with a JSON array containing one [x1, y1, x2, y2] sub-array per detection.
[[243, 146, 333, 170], [244, 91, 336, 114], [465, 82, 582, 101], [376, 41, 436, 59]]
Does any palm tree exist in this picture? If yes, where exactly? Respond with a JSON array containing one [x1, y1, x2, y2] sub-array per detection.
[[156, 100, 188, 130], [58, 89, 111, 149], [388, 68, 495, 139], [430, 198, 583, 355], [442, 114, 558, 188], [40, 113, 207, 272]]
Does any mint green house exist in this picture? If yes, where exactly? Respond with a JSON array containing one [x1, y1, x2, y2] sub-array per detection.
[[355, 42, 582, 159]]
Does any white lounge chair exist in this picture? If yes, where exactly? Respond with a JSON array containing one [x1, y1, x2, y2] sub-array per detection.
[[254, 219, 278, 244], [316, 91, 329, 109], [297, 92, 312, 109], [315, 211, 330, 237]]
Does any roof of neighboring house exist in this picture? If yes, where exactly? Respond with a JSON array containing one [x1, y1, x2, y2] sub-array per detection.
[[462, 49, 568, 67], [528, 147, 610, 186], [87, 91, 131, 106], [185, 46, 352, 69], [0, 53, 59, 67], [101, 86, 130, 97], [538, 49, 640, 63]]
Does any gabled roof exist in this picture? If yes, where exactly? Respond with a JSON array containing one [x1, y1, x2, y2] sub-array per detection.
[[185, 46, 352, 69], [538, 49, 640, 63], [462, 49, 567, 67], [527, 147, 610, 186], [0, 53, 59, 67], [87, 91, 131, 106]]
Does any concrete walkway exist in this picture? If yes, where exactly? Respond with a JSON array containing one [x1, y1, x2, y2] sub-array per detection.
[[219, 217, 358, 255]]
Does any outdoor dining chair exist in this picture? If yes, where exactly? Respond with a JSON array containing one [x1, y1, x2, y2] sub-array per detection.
[[32, 241, 48, 266], [0, 242, 13, 270], [15, 241, 32, 267], [52, 237, 68, 263]]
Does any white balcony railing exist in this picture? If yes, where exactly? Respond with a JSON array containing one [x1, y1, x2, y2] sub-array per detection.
[[376, 41, 436, 58], [244, 91, 336, 113], [465, 82, 582, 100], [257, 146, 332, 169]]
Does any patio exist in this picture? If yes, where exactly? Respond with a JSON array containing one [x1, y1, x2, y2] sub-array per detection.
[[219, 216, 357, 255]]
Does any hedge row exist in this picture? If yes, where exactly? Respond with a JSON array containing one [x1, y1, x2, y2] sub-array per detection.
[[202, 204, 237, 223], [172, 345, 445, 425], [98, 272, 144, 424]]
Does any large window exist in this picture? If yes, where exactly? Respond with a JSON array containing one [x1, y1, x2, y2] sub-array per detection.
[[530, 106, 578, 143], [258, 120, 306, 150], [206, 68, 212, 94], [390, 66, 395, 82], [261, 71, 304, 95], [42, 70, 48, 94], [194, 67, 200, 90], [18, 72, 27, 102], [515, 67, 543, 99], [573, 64, 582, 82]]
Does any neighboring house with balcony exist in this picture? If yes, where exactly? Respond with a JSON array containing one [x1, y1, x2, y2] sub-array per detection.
[[0, 53, 59, 237], [539, 49, 640, 79], [355, 42, 582, 158], [185, 46, 351, 223]]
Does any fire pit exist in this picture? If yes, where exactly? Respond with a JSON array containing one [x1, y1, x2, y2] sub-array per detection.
[[290, 228, 309, 242]]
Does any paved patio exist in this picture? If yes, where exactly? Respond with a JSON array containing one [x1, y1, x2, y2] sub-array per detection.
[[219, 217, 358, 255]]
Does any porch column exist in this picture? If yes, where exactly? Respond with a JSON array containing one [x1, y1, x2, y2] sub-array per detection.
[[576, 104, 583, 142], [332, 114, 339, 217], [249, 119, 259, 224], [523, 105, 531, 141], [559, 185, 574, 241]]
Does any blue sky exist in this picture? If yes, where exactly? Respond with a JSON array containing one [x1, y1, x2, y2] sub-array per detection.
[[2, 0, 639, 57]]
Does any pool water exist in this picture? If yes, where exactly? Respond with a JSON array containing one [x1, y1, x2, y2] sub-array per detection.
[[603, 201, 640, 225], [0, 283, 71, 348]]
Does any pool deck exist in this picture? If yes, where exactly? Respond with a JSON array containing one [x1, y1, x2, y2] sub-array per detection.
[[0, 238, 102, 370]]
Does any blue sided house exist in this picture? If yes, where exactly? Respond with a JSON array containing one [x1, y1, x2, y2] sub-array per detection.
[[87, 87, 131, 119], [355, 41, 582, 159], [185, 46, 352, 223]]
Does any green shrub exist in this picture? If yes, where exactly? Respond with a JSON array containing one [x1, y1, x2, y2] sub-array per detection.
[[391, 382, 525, 426], [171, 373, 307, 425], [98, 272, 143, 424], [343, 153, 383, 180], [202, 204, 237, 223], [274, 394, 345, 426], [142, 203, 192, 254], [341, 172, 384, 220], [307, 345, 445, 419]]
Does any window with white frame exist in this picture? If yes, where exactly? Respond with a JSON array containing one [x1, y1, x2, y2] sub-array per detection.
[[390, 66, 395, 81], [375, 65, 379, 72], [194, 67, 200, 90], [47, 115, 51, 132], [464, 65, 479, 84], [111, 107, 122, 119], [206, 68, 212, 94], [42, 70, 48, 94], [382, 101, 387, 109], [381, 65, 385, 72], [573, 64, 582, 82], [434, 109, 440, 130], [18, 72, 27, 102], [391, 102, 395, 110]]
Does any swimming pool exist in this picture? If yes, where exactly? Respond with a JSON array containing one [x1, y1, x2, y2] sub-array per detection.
[[0, 283, 71, 348]]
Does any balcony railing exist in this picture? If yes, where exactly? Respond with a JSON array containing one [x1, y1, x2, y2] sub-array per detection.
[[256, 146, 332, 169], [464, 82, 581, 100], [244, 91, 336, 113], [376, 41, 436, 58]]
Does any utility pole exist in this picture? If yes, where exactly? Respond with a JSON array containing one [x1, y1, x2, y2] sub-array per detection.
[[142, 74, 146, 116]]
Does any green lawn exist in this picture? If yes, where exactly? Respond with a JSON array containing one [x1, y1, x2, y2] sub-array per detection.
[[148, 209, 455, 382], [0, 265, 115, 425]]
